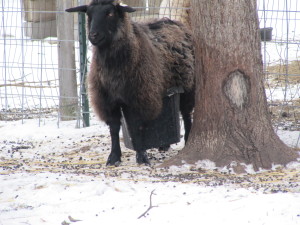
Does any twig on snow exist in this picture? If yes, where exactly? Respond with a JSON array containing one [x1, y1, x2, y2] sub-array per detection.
[[138, 189, 158, 219], [68, 216, 82, 222]]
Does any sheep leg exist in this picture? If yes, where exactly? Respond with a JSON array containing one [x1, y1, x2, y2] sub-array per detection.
[[180, 91, 195, 143], [106, 112, 122, 166], [135, 121, 150, 165], [182, 113, 192, 143], [136, 150, 150, 165]]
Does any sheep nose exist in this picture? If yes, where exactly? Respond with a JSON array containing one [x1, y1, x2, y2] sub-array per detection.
[[89, 32, 98, 40]]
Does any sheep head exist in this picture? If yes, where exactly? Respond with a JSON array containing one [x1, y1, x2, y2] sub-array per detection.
[[66, 0, 135, 48]]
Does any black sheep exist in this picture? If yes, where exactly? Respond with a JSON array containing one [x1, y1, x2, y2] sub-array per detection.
[[66, 0, 195, 166]]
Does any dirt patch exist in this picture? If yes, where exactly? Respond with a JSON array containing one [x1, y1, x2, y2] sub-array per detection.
[[0, 108, 58, 121], [268, 99, 300, 131]]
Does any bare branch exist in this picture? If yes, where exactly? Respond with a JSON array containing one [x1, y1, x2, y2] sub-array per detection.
[[138, 189, 158, 219]]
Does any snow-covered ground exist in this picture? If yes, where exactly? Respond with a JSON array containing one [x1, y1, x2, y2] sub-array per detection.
[[0, 117, 300, 225], [1, 172, 300, 225]]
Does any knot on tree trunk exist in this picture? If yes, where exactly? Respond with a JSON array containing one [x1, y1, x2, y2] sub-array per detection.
[[223, 70, 250, 110]]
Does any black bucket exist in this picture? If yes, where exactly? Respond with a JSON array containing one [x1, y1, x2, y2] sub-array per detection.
[[260, 27, 273, 42], [121, 86, 183, 151]]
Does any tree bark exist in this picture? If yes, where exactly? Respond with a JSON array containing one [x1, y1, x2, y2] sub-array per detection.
[[162, 0, 298, 172]]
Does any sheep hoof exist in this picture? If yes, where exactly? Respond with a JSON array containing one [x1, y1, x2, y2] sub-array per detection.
[[106, 153, 121, 167], [136, 151, 150, 166]]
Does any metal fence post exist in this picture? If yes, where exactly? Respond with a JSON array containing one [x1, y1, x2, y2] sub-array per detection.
[[78, 12, 90, 127]]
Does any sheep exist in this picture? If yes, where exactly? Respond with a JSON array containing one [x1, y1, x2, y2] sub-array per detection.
[[66, 0, 195, 166]]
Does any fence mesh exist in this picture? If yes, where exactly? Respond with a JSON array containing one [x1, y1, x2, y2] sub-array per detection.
[[257, 0, 300, 134], [1, 0, 60, 123], [0, 0, 299, 144]]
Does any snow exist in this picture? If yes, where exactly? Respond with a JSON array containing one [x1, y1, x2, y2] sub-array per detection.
[[0, 118, 300, 225], [1, 172, 300, 225]]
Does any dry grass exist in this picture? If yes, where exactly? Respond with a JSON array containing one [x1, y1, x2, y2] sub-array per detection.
[[264, 60, 300, 130], [265, 60, 300, 86]]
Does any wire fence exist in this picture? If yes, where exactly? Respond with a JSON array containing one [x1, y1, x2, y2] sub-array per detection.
[[257, 0, 300, 134], [1, 0, 63, 125], [0, 0, 299, 136]]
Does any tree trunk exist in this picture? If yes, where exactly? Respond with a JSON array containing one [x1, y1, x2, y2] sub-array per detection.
[[162, 0, 298, 172]]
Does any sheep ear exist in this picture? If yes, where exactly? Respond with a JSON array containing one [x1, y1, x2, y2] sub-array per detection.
[[65, 5, 88, 13], [117, 3, 136, 13]]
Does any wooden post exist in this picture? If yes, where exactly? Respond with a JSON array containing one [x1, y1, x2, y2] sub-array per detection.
[[56, 0, 78, 121]]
